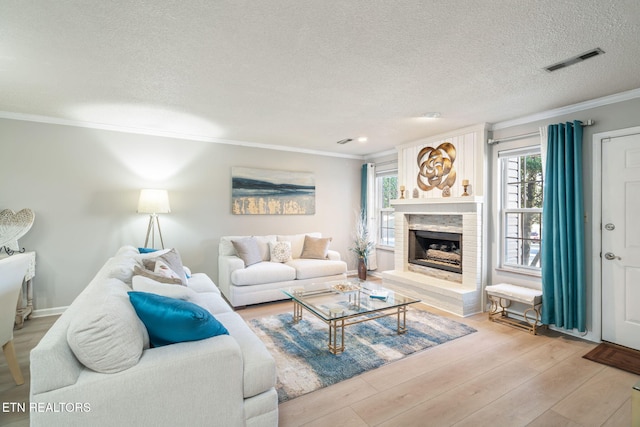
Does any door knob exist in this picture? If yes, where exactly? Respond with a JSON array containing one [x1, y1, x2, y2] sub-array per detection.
[[604, 252, 621, 260], [604, 223, 615, 231]]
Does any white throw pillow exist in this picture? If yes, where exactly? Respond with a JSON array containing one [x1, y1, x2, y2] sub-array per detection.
[[132, 275, 197, 300], [132, 275, 217, 314], [67, 279, 147, 373], [269, 241, 292, 263]]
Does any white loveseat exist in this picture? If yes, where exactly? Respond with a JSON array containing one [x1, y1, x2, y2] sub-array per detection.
[[218, 233, 348, 308], [30, 246, 277, 427]]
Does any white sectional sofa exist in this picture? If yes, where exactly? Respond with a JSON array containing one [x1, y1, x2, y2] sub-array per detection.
[[218, 233, 348, 308], [30, 246, 277, 427]]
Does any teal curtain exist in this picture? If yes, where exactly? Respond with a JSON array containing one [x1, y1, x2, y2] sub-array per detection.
[[541, 120, 586, 332]]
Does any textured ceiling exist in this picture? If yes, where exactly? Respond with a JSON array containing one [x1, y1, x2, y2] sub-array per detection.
[[2, 1, 640, 157]]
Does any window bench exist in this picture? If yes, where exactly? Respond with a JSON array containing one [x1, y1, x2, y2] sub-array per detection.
[[485, 283, 543, 335]]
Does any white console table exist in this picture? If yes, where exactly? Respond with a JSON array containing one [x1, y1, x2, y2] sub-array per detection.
[[1, 251, 36, 328]]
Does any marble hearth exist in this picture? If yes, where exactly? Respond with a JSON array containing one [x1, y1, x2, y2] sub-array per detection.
[[382, 197, 485, 317]]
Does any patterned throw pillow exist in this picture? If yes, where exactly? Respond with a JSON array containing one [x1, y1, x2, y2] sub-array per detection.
[[154, 260, 182, 281], [133, 265, 182, 285], [269, 241, 292, 263]]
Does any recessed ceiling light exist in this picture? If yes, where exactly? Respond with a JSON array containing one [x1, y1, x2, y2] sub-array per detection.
[[357, 136, 368, 143], [422, 112, 441, 119]]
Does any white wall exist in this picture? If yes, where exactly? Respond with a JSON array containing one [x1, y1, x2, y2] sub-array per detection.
[[0, 118, 363, 312]]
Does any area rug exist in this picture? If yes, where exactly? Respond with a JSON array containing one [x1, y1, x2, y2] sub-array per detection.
[[583, 342, 640, 375], [248, 309, 477, 403]]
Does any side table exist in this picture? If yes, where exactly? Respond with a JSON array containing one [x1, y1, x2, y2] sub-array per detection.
[[11, 251, 36, 328]]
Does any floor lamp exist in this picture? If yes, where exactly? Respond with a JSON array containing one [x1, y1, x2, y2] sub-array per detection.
[[137, 189, 171, 249]]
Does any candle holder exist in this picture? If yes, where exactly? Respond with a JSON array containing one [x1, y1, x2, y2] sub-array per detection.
[[462, 180, 470, 196], [399, 186, 405, 199]]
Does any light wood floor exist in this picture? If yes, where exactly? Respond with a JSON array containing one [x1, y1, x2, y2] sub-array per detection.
[[236, 300, 638, 427], [2, 300, 638, 427]]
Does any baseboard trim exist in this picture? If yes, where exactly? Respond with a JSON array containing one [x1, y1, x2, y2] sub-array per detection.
[[31, 306, 67, 318]]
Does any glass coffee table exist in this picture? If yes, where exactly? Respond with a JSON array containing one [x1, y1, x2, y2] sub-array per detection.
[[282, 279, 421, 354]]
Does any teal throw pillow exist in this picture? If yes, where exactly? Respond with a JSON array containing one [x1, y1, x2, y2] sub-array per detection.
[[138, 247, 159, 254], [128, 291, 228, 347]]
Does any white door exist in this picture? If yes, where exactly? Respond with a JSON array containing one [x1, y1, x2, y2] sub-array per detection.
[[601, 132, 640, 350]]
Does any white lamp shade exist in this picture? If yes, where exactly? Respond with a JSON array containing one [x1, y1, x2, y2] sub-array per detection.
[[137, 189, 171, 214]]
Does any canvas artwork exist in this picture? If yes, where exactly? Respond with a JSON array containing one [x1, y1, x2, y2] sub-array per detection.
[[231, 167, 315, 215]]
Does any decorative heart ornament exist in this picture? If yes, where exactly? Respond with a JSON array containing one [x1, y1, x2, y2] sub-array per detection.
[[0, 209, 35, 250]]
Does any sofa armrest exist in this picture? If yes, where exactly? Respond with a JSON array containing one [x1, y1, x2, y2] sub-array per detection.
[[327, 250, 341, 261], [218, 255, 245, 298], [31, 335, 246, 427]]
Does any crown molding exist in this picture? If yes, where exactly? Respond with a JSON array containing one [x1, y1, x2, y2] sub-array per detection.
[[0, 110, 365, 160], [364, 148, 397, 160], [490, 88, 640, 131]]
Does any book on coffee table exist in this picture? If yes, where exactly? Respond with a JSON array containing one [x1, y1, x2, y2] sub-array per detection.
[[369, 290, 389, 300]]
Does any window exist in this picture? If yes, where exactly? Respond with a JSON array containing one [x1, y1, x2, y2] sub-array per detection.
[[499, 147, 543, 272], [376, 172, 397, 247]]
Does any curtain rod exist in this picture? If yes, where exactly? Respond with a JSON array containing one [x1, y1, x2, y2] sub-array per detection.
[[487, 119, 594, 145]]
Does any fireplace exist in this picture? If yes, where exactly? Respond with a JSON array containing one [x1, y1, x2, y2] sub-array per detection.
[[408, 230, 462, 274]]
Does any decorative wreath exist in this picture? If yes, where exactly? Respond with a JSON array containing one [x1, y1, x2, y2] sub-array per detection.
[[416, 142, 457, 191]]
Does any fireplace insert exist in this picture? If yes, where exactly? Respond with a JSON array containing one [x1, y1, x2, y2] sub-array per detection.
[[408, 230, 462, 274]]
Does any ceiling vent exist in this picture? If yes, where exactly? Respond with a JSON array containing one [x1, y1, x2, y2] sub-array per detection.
[[336, 138, 353, 145], [544, 48, 605, 72]]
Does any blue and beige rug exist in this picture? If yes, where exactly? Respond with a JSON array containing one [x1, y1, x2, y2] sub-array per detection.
[[248, 308, 477, 402]]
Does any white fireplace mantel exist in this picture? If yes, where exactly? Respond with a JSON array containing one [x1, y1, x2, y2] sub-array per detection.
[[382, 195, 485, 316], [391, 196, 483, 207]]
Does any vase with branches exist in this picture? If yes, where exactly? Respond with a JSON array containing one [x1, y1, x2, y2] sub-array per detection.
[[350, 210, 375, 280]]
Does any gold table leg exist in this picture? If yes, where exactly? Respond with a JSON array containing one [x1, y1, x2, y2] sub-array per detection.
[[397, 305, 408, 334], [328, 318, 345, 354], [293, 300, 303, 323]]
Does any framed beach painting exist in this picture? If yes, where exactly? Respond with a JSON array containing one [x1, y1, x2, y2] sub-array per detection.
[[231, 167, 316, 215]]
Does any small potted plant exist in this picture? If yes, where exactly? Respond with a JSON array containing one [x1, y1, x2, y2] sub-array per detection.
[[350, 210, 375, 280]]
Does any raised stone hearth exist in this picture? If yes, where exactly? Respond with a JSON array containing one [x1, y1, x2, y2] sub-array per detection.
[[382, 197, 485, 317]]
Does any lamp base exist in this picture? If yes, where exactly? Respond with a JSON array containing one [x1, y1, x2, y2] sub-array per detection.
[[144, 214, 165, 249]]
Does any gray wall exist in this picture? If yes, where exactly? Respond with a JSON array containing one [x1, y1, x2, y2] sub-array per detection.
[[488, 96, 640, 340], [0, 118, 363, 311]]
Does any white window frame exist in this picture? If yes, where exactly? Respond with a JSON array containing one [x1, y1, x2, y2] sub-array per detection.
[[498, 146, 543, 275], [375, 170, 397, 249]]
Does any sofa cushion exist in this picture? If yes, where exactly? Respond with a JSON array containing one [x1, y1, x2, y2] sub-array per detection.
[[128, 292, 229, 347], [116, 245, 140, 257], [286, 258, 348, 280], [105, 254, 138, 284], [300, 235, 332, 259], [269, 241, 292, 263], [67, 279, 147, 374], [192, 291, 234, 315], [232, 237, 263, 267], [215, 312, 276, 398], [187, 273, 220, 294], [231, 262, 296, 286]]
